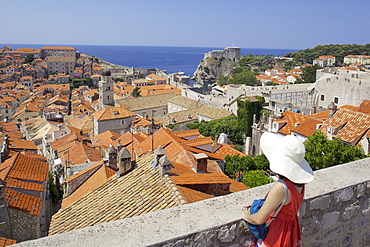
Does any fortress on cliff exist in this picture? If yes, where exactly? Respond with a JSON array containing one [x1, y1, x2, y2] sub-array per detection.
[[204, 46, 241, 61]]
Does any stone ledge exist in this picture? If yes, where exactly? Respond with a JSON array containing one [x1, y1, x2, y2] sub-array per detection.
[[15, 158, 370, 247]]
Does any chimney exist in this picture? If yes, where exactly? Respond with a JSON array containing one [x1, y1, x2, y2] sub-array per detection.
[[154, 146, 165, 167], [328, 102, 337, 116], [327, 126, 336, 140], [0, 179, 6, 206], [312, 105, 317, 114], [159, 155, 172, 177], [193, 153, 208, 173], [116, 142, 123, 153], [118, 147, 132, 177], [108, 145, 118, 170]]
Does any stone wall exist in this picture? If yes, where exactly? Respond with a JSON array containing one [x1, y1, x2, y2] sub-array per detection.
[[14, 158, 370, 246], [315, 69, 370, 107], [300, 181, 370, 246], [8, 209, 40, 242]]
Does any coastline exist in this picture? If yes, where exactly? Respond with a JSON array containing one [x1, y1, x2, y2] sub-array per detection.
[[80, 53, 130, 71]]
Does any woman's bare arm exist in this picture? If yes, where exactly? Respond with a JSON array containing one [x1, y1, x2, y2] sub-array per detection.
[[242, 182, 287, 225]]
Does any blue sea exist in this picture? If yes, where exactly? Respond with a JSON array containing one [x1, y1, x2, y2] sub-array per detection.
[[1, 44, 298, 76]]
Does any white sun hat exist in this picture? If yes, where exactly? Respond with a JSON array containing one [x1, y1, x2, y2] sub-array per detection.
[[260, 132, 314, 184]]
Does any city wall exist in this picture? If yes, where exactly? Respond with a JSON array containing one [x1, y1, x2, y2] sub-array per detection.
[[15, 158, 370, 246]]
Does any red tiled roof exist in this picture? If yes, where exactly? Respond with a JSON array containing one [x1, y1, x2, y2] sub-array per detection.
[[93, 105, 136, 121], [180, 136, 214, 147], [319, 106, 370, 144], [5, 189, 42, 216], [171, 129, 200, 138], [171, 173, 232, 185], [176, 185, 214, 203], [0, 153, 48, 216], [62, 162, 116, 209], [0, 237, 16, 246]]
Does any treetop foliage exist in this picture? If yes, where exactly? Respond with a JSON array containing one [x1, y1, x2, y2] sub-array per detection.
[[303, 131, 367, 170], [224, 131, 367, 188], [185, 115, 244, 148], [285, 43, 370, 64], [295, 64, 322, 84]]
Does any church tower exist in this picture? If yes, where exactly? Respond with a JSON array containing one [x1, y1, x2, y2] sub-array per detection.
[[99, 70, 114, 109]]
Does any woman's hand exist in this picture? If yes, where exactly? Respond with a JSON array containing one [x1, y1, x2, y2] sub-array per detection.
[[241, 205, 251, 221]]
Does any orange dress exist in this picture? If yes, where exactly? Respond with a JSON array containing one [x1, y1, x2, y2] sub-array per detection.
[[259, 179, 304, 247]]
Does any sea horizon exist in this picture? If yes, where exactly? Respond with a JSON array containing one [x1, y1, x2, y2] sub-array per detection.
[[1, 43, 299, 76]]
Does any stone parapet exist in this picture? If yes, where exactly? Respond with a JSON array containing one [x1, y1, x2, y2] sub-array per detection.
[[15, 158, 370, 246]]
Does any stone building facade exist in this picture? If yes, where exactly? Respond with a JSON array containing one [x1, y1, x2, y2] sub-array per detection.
[[315, 68, 370, 108], [204, 47, 241, 61], [93, 106, 137, 136], [343, 55, 370, 65], [46, 56, 76, 75], [41, 47, 77, 59], [98, 71, 115, 109]]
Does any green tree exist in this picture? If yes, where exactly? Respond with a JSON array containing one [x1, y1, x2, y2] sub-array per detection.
[[237, 96, 265, 137], [132, 86, 141, 97], [25, 54, 34, 63], [216, 74, 229, 86], [85, 77, 93, 87], [224, 155, 255, 178], [242, 170, 274, 188], [295, 64, 321, 84], [286, 43, 370, 64], [185, 115, 244, 146], [253, 154, 269, 170], [48, 172, 61, 204], [230, 67, 256, 85], [304, 131, 367, 170]]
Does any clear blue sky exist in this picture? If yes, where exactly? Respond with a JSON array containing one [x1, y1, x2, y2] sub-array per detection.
[[2, 0, 369, 50]]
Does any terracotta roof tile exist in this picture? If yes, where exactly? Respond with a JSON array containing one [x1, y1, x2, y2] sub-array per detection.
[[0, 153, 48, 216], [6, 177, 43, 192], [276, 110, 328, 137], [0, 237, 16, 246], [319, 107, 370, 144], [94, 130, 121, 148], [176, 185, 214, 203], [62, 163, 116, 209], [92, 105, 136, 121], [116, 93, 176, 111], [49, 153, 184, 235], [8, 139, 37, 150], [181, 136, 214, 147], [171, 173, 232, 185], [171, 129, 200, 138], [3, 153, 48, 182], [214, 143, 246, 159]]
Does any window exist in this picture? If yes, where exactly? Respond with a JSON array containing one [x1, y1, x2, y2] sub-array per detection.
[[121, 120, 125, 125], [334, 97, 338, 104], [0, 222, 6, 232], [320, 95, 325, 101]]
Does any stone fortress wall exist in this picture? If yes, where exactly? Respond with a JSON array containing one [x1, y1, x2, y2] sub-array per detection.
[[204, 47, 241, 61], [15, 158, 370, 247]]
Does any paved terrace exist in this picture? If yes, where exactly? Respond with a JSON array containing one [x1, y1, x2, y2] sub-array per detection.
[[16, 158, 370, 246]]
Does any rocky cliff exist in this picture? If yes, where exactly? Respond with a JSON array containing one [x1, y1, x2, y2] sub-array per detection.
[[192, 57, 237, 83]]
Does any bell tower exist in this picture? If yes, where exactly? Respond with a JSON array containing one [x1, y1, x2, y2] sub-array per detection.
[[99, 70, 114, 109]]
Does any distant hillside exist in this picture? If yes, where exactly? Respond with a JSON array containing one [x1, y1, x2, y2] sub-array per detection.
[[284, 43, 370, 64]]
